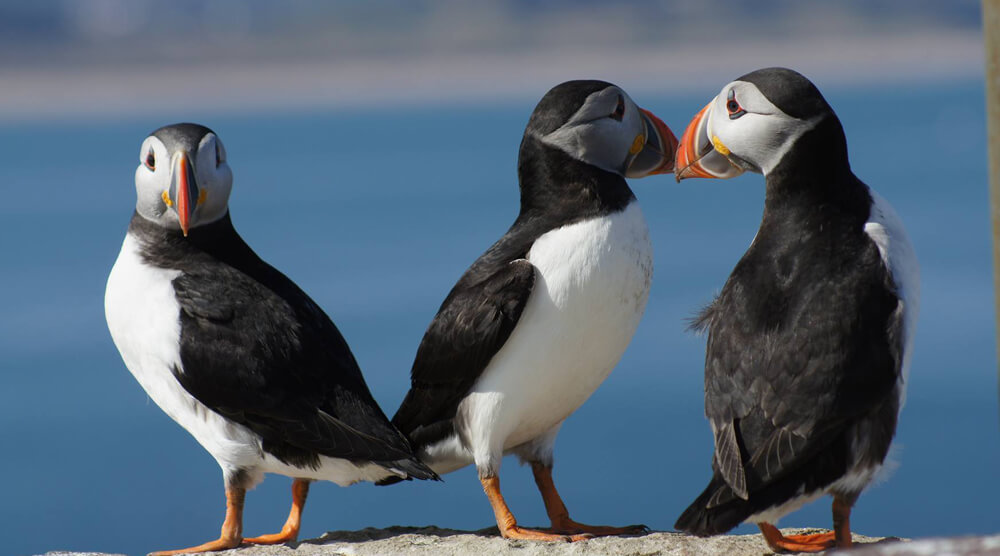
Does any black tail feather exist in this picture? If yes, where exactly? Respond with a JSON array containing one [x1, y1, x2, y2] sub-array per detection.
[[375, 475, 405, 486], [675, 476, 751, 536], [677, 445, 854, 536], [374, 456, 440, 486]]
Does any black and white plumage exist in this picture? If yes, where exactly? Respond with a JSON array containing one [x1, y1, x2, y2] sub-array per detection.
[[385, 81, 676, 541], [673, 68, 919, 552], [105, 123, 436, 556]]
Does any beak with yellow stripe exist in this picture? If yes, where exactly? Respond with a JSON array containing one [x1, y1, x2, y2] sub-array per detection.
[[674, 100, 745, 182], [169, 151, 200, 236], [625, 108, 678, 178]]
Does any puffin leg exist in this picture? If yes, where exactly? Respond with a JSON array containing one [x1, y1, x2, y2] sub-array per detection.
[[480, 474, 588, 541], [244, 479, 311, 545], [758, 522, 836, 553], [150, 486, 245, 556], [530, 463, 646, 536], [832, 495, 854, 548]]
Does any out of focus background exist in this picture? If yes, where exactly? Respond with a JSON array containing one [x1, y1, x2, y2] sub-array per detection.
[[0, 2, 994, 555]]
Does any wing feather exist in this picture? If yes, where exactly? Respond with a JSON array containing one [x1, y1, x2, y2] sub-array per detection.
[[392, 259, 536, 448]]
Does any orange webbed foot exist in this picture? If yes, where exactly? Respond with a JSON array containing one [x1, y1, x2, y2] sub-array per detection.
[[244, 478, 310, 546], [151, 486, 246, 555], [500, 525, 586, 542], [481, 474, 592, 543], [149, 536, 242, 556], [759, 523, 839, 553], [530, 463, 646, 538], [242, 526, 299, 545]]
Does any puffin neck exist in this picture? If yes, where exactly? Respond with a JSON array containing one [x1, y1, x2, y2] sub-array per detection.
[[762, 116, 865, 215], [130, 210, 256, 269], [515, 134, 634, 220]]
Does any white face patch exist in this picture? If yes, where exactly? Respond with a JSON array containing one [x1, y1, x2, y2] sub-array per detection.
[[539, 86, 646, 174], [133, 132, 234, 231], [707, 81, 821, 175], [134, 136, 171, 219], [191, 132, 233, 227]]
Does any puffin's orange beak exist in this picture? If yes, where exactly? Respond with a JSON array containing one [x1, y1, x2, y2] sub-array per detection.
[[674, 101, 744, 182], [625, 108, 677, 177], [641, 108, 678, 174], [170, 152, 198, 236]]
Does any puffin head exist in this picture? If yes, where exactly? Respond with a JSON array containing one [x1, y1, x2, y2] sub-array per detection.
[[527, 80, 677, 178], [134, 123, 233, 236], [675, 67, 840, 181]]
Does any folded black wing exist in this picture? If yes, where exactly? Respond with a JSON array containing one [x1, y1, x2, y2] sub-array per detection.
[[171, 253, 416, 467], [700, 238, 901, 503], [392, 259, 536, 449]]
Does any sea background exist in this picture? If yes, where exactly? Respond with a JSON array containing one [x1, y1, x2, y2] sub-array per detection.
[[0, 2, 996, 555]]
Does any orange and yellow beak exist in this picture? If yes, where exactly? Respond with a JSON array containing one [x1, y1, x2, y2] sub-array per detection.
[[168, 152, 199, 236], [625, 108, 678, 178], [674, 101, 744, 182]]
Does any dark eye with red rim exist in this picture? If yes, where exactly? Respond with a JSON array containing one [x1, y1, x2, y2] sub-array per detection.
[[610, 95, 625, 121], [144, 149, 156, 170], [726, 89, 746, 120], [215, 142, 222, 167]]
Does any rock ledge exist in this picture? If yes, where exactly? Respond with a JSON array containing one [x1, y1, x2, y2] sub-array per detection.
[[45, 526, 912, 556]]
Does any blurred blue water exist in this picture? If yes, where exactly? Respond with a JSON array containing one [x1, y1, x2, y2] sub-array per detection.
[[0, 80, 995, 556]]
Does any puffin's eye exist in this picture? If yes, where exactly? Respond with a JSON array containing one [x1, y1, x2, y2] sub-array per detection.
[[144, 149, 156, 171], [726, 89, 746, 120], [214, 138, 228, 168], [610, 95, 625, 121]]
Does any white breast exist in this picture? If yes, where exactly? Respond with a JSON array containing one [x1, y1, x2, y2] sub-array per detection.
[[458, 201, 653, 460], [863, 189, 920, 407], [105, 234, 263, 479]]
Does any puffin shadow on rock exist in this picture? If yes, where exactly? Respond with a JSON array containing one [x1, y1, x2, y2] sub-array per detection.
[[673, 67, 919, 553], [298, 525, 504, 545], [104, 123, 438, 556]]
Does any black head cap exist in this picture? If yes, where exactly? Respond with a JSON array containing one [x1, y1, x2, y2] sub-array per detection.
[[151, 122, 216, 154], [736, 67, 832, 120], [525, 80, 615, 136]]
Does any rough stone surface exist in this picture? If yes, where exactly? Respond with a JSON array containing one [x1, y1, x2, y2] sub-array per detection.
[[45, 529, 1000, 556], [42, 527, 903, 556], [843, 534, 1000, 555]]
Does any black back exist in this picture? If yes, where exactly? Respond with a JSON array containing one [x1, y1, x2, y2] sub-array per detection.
[[130, 212, 433, 475], [675, 88, 904, 534], [390, 81, 636, 451]]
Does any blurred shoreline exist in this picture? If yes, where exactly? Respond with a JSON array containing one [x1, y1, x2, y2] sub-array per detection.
[[2, 29, 983, 123]]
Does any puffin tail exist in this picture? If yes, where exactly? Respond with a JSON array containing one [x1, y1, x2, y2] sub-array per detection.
[[375, 475, 404, 486], [675, 476, 752, 537], [376, 456, 440, 486]]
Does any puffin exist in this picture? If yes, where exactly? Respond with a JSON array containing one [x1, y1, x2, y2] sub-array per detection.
[[672, 68, 919, 552], [104, 123, 437, 556], [384, 81, 677, 541]]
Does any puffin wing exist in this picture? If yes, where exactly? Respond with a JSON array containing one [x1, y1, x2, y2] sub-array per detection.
[[171, 261, 416, 464], [392, 258, 536, 448], [697, 247, 902, 503]]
